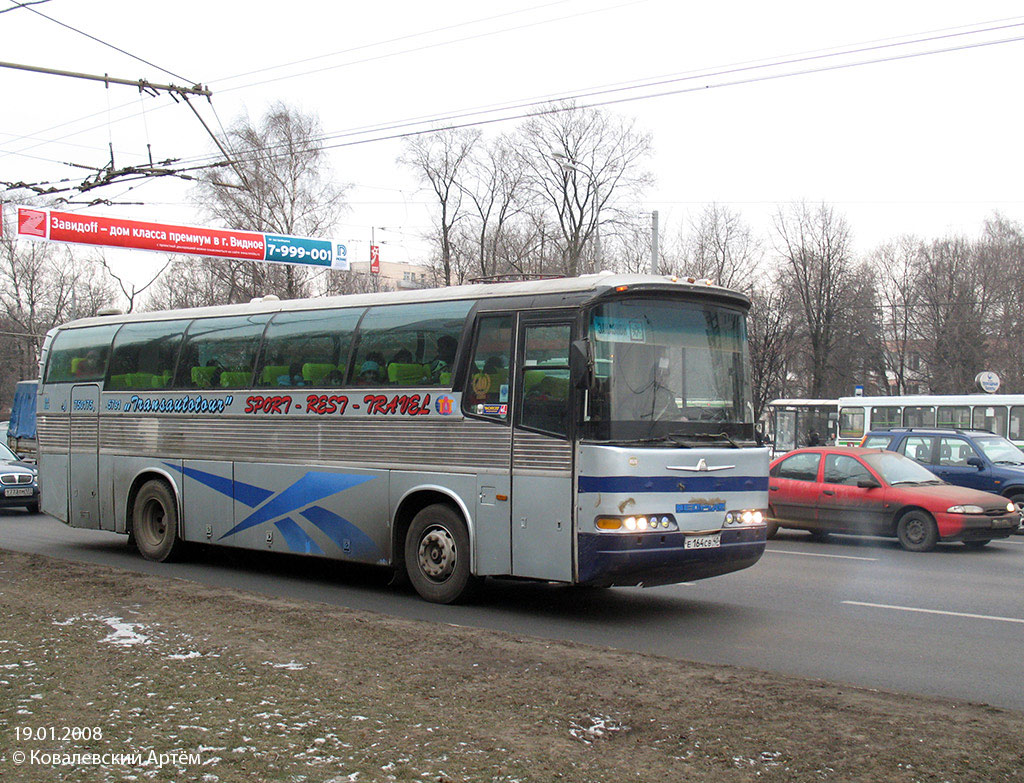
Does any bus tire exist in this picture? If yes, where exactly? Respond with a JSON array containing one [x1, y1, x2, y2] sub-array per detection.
[[132, 480, 184, 562], [404, 504, 475, 604], [896, 509, 938, 552]]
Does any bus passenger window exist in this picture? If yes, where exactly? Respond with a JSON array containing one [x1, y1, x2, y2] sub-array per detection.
[[255, 308, 362, 388], [172, 315, 269, 390], [351, 301, 472, 387], [106, 320, 189, 390], [463, 315, 512, 420], [45, 325, 119, 384]]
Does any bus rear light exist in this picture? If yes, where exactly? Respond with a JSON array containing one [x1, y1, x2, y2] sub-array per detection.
[[594, 514, 678, 533]]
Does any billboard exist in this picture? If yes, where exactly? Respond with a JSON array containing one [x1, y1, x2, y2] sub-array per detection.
[[15, 207, 349, 270]]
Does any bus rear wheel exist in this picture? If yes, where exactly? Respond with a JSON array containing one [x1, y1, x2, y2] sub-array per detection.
[[132, 480, 183, 562], [405, 504, 476, 604]]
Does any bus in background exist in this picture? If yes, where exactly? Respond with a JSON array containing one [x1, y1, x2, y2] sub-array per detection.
[[764, 399, 838, 456], [36, 274, 769, 603], [837, 394, 1024, 449]]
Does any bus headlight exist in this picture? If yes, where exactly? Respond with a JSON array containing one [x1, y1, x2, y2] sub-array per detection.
[[594, 514, 678, 533], [723, 509, 766, 527]]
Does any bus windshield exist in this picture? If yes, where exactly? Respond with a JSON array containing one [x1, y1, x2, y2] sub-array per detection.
[[586, 298, 754, 442]]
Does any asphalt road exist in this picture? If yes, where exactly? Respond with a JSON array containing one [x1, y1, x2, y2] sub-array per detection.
[[3, 510, 1022, 711]]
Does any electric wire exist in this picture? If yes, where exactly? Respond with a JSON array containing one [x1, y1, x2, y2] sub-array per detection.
[[3, 10, 1019, 178], [5, 12, 1024, 194], [3, 0, 195, 83], [164, 23, 1024, 174]]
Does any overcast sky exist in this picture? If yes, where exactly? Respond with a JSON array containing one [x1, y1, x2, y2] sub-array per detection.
[[3, 0, 1024, 286]]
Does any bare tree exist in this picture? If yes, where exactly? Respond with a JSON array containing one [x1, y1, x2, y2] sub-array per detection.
[[747, 284, 796, 420], [98, 253, 171, 314], [679, 204, 762, 293], [516, 104, 653, 276], [869, 236, 924, 394], [187, 102, 348, 304], [773, 202, 859, 397], [978, 214, 1024, 392], [916, 235, 987, 393], [459, 134, 531, 279], [399, 128, 480, 286]]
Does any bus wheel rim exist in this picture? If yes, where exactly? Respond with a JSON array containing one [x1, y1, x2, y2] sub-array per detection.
[[141, 498, 166, 544], [418, 526, 456, 582]]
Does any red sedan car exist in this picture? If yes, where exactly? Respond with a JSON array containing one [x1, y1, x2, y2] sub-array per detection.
[[767, 447, 1019, 551]]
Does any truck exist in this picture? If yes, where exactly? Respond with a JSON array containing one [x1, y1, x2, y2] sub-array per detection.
[[8, 379, 37, 460]]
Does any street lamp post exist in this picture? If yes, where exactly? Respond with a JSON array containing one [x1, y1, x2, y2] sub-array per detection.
[[553, 152, 601, 273]]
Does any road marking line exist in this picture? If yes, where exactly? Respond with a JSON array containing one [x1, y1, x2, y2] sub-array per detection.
[[844, 601, 1024, 625], [765, 548, 878, 562]]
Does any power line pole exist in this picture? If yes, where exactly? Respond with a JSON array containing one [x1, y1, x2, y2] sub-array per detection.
[[0, 60, 210, 97], [651, 210, 659, 274]]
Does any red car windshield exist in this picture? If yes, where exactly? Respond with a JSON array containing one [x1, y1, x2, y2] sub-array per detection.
[[861, 451, 940, 485]]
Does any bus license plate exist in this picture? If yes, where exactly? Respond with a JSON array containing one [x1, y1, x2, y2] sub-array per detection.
[[5, 487, 32, 497], [684, 533, 721, 549]]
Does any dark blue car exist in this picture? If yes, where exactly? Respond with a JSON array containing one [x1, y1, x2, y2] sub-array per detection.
[[862, 428, 1024, 530]]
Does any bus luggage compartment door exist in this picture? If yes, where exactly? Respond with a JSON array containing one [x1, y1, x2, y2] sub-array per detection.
[[69, 384, 101, 529], [510, 430, 573, 582]]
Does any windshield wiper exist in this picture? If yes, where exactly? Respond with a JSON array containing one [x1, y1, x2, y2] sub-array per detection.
[[993, 460, 1024, 466], [890, 479, 923, 485], [667, 432, 743, 448], [591, 436, 690, 447]]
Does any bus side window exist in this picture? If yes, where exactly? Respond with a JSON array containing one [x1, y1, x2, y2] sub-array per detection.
[[171, 314, 270, 389], [462, 315, 512, 420], [254, 308, 363, 388], [520, 324, 571, 437], [105, 320, 189, 391], [351, 301, 473, 388], [44, 324, 119, 384]]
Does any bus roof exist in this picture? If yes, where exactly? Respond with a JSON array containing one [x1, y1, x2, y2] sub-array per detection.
[[767, 399, 839, 407], [51, 273, 749, 332], [838, 394, 1024, 406]]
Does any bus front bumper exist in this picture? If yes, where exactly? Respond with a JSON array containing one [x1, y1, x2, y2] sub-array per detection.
[[577, 525, 767, 587]]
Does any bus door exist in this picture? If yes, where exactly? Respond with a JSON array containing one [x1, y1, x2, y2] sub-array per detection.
[[774, 409, 797, 454], [510, 314, 574, 582], [68, 384, 101, 529]]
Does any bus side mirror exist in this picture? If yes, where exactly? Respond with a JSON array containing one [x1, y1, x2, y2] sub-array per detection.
[[570, 339, 592, 390]]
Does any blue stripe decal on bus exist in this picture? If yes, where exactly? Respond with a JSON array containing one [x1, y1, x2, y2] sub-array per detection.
[[163, 462, 272, 507], [577, 475, 769, 493], [219, 471, 374, 540], [273, 517, 325, 555], [300, 506, 382, 560]]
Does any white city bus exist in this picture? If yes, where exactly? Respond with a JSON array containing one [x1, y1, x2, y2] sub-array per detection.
[[36, 274, 769, 602], [836, 394, 1024, 448]]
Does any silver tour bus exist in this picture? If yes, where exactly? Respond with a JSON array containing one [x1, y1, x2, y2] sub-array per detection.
[[36, 274, 769, 602]]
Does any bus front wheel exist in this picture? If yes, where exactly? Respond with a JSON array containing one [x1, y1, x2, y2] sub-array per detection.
[[405, 504, 476, 604], [132, 480, 183, 562]]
